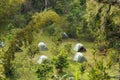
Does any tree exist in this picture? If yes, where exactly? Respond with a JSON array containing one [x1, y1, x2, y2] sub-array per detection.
[[88, 49, 111, 80], [85, 0, 120, 51], [64, 0, 88, 39], [3, 10, 60, 78], [0, 0, 25, 32], [85, 1, 120, 78]]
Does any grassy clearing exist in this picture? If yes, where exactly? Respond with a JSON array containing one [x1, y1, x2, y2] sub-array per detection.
[[0, 31, 119, 80]]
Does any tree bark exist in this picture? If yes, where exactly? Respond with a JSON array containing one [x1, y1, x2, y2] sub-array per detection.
[[118, 53, 120, 80], [45, 0, 48, 9]]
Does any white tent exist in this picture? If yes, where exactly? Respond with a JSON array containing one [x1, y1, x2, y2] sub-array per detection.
[[0, 41, 4, 48], [73, 43, 86, 52], [73, 52, 87, 63], [60, 32, 69, 39], [37, 55, 49, 64], [38, 42, 48, 51], [15, 44, 23, 52]]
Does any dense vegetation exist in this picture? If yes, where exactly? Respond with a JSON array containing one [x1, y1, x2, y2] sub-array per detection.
[[0, 0, 120, 80]]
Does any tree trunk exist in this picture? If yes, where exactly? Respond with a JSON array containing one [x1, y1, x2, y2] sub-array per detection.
[[45, 0, 48, 9], [118, 53, 120, 80]]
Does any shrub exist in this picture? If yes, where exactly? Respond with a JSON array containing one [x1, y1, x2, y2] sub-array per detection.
[[52, 49, 69, 73], [36, 63, 53, 80]]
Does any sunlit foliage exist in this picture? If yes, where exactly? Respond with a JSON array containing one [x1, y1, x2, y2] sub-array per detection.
[[0, 0, 25, 30]]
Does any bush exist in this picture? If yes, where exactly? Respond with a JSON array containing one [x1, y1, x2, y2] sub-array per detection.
[[88, 49, 111, 80], [27, 44, 39, 58], [36, 63, 53, 80], [52, 49, 69, 73]]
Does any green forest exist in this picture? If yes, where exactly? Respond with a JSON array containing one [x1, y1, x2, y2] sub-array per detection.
[[0, 0, 120, 80]]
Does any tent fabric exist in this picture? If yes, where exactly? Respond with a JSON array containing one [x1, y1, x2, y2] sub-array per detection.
[[73, 43, 86, 52], [38, 42, 48, 51], [37, 55, 48, 64], [60, 32, 69, 39], [0, 41, 4, 48], [15, 44, 23, 52], [73, 52, 87, 63]]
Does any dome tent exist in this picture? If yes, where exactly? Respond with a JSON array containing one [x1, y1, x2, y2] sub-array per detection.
[[73, 43, 86, 52], [15, 44, 23, 52], [38, 42, 48, 51], [37, 55, 49, 64], [0, 41, 4, 48], [73, 52, 87, 63], [60, 32, 69, 39]]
